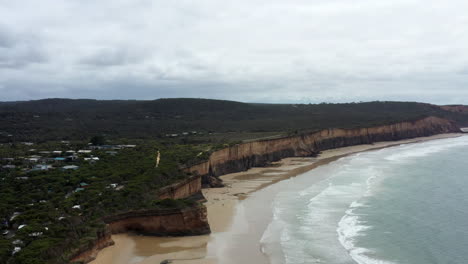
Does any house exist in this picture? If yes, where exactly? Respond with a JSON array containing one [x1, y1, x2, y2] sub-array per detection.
[[52, 151, 63, 156], [2, 165, 16, 169], [72, 205, 81, 209], [65, 155, 78, 162], [78, 150, 92, 154], [62, 165, 79, 170], [65, 150, 76, 155], [12, 247, 21, 255], [54, 157, 66, 163], [31, 164, 53, 171], [44, 157, 56, 163], [10, 212, 21, 221], [26, 156, 41, 163], [79, 182, 89, 188], [83, 156, 99, 163], [74, 188, 85, 193], [94, 145, 120, 150]]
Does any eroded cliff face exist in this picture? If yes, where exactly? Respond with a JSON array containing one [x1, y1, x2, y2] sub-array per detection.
[[157, 175, 202, 199], [69, 204, 209, 263], [102, 205, 210, 236], [70, 230, 114, 264], [186, 116, 460, 181]]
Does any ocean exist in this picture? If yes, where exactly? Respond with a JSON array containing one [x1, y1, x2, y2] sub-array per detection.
[[260, 135, 468, 264]]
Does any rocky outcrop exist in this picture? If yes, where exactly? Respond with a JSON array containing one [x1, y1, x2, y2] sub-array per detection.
[[186, 116, 460, 182], [69, 230, 114, 264], [157, 175, 202, 199], [102, 205, 210, 236]]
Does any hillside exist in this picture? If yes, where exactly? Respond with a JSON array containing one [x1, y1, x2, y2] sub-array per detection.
[[1, 99, 467, 142]]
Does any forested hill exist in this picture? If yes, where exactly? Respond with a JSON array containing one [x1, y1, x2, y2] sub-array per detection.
[[0, 98, 467, 142]]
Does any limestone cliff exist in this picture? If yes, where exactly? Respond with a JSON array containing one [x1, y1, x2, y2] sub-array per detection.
[[157, 175, 202, 199], [69, 204, 209, 263], [186, 116, 460, 182], [102, 205, 210, 236]]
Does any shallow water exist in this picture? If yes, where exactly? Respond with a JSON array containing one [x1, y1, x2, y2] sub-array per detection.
[[261, 135, 468, 264]]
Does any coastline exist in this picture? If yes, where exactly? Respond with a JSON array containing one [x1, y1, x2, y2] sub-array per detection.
[[90, 133, 461, 264]]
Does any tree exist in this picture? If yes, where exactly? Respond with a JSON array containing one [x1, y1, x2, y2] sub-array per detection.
[[90, 136, 105, 146]]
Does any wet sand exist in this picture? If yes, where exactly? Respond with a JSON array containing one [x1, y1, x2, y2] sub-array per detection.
[[90, 133, 460, 264]]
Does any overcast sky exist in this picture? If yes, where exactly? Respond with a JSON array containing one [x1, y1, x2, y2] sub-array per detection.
[[1, 0, 467, 104]]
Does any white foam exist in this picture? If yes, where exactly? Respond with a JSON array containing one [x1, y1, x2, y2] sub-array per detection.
[[259, 136, 468, 264], [337, 208, 395, 264], [385, 136, 468, 162]]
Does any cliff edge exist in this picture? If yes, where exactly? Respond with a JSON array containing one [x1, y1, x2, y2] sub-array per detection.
[[186, 116, 460, 184]]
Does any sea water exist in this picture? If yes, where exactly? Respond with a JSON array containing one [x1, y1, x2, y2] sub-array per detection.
[[260, 135, 468, 264]]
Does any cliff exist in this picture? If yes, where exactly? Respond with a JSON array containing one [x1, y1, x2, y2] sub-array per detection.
[[69, 204, 209, 263], [157, 175, 202, 199], [102, 205, 210, 236], [186, 116, 460, 182], [70, 230, 114, 264], [69, 177, 206, 263], [441, 105, 468, 114]]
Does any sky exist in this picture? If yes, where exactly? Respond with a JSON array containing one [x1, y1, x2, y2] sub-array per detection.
[[1, 0, 468, 104]]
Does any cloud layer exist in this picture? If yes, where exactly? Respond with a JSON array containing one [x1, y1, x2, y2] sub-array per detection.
[[1, 0, 467, 103]]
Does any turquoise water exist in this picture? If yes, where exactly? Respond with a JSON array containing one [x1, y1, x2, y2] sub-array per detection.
[[261, 135, 468, 264]]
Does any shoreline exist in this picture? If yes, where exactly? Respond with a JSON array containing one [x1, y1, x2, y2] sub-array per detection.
[[90, 133, 461, 264]]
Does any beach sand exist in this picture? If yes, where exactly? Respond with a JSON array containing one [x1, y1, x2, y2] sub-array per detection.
[[90, 133, 460, 264]]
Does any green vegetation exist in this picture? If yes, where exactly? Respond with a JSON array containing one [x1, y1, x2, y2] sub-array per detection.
[[0, 140, 212, 263], [1, 99, 467, 143]]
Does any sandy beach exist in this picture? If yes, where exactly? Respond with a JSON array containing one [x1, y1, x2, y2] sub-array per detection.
[[90, 133, 461, 264]]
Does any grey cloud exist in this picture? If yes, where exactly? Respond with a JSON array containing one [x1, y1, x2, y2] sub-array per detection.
[[0, 0, 468, 104], [0, 27, 15, 48], [79, 48, 145, 67], [0, 25, 48, 68]]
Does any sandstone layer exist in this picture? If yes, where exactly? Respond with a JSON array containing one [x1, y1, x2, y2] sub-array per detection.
[[102, 205, 210, 236], [157, 175, 202, 199], [186, 116, 460, 183]]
